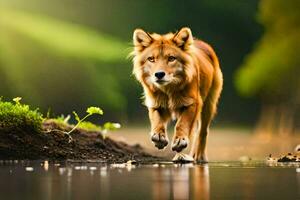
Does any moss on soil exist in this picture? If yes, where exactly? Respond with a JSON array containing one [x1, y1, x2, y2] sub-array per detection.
[[0, 98, 43, 132]]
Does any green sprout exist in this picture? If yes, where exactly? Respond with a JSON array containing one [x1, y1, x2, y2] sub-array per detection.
[[67, 106, 103, 135], [13, 97, 22, 105]]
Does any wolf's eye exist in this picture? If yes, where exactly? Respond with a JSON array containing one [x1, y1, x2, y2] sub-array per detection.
[[147, 56, 155, 62], [168, 56, 176, 62]]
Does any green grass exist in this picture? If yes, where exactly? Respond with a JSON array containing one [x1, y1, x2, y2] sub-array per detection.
[[0, 97, 43, 131]]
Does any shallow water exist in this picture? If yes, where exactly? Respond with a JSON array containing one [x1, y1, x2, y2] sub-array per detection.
[[0, 160, 299, 200]]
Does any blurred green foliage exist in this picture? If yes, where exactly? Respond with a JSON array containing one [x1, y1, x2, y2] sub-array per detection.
[[0, 9, 128, 61], [235, 0, 300, 99]]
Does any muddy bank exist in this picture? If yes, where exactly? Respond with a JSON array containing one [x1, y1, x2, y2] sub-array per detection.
[[0, 120, 162, 163]]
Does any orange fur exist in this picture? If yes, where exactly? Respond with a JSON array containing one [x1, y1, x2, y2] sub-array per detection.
[[130, 27, 223, 162]]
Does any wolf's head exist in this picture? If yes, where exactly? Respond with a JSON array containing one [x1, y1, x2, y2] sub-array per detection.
[[130, 28, 197, 91]]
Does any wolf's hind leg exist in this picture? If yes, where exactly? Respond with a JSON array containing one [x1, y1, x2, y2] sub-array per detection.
[[190, 99, 217, 162], [193, 68, 223, 162]]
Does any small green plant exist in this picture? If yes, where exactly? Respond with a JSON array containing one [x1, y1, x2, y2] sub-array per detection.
[[0, 97, 43, 131], [64, 106, 121, 140], [45, 106, 120, 142], [12, 97, 22, 104], [67, 107, 104, 135]]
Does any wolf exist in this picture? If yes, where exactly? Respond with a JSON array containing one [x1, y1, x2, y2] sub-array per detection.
[[130, 27, 223, 162]]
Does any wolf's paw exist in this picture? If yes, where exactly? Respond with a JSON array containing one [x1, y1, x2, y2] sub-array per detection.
[[171, 136, 188, 152], [151, 133, 168, 149]]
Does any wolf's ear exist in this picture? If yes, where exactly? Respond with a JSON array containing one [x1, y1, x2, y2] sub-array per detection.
[[133, 29, 153, 51], [173, 27, 193, 50]]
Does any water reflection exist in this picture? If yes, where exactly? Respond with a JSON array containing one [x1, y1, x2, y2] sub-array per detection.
[[152, 164, 210, 200], [297, 168, 300, 198], [193, 165, 210, 200], [43, 160, 49, 171], [0, 161, 299, 200]]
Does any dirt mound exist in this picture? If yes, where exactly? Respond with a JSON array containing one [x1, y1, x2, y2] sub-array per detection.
[[0, 119, 161, 163]]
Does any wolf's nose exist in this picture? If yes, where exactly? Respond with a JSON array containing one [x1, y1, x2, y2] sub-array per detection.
[[155, 71, 165, 79]]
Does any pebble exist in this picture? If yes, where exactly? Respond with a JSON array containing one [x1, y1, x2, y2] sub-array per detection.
[[25, 167, 34, 172], [89, 166, 97, 171], [239, 156, 252, 162]]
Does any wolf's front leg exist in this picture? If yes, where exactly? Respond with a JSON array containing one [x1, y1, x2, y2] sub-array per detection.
[[148, 108, 170, 149], [172, 103, 200, 152]]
